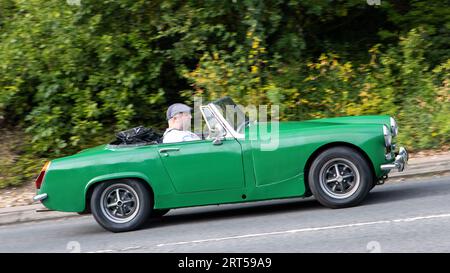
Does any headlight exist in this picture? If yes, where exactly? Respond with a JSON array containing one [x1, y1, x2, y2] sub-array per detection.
[[383, 125, 392, 147], [390, 117, 398, 137]]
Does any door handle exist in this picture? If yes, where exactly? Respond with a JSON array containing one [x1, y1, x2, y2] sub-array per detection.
[[159, 148, 180, 157], [159, 148, 180, 153]]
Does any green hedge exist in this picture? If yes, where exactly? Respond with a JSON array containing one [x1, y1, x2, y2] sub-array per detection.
[[0, 1, 448, 188]]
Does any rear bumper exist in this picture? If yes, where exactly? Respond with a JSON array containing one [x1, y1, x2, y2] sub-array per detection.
[[32, 193, 48, 202], [380, 147, 408, 172]]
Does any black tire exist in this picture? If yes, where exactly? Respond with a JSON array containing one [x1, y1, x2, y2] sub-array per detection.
[[91, 179, 152, 232], [308, 146, 373, 209], [150, 209, 170, 218]]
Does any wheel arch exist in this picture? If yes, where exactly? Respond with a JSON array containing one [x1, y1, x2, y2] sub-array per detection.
[[303, 142, 376, 195], [82, 175, 155, 214]]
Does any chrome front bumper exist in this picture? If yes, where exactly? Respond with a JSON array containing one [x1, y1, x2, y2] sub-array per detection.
[[380, 147, 409, 172], [32, 193, 48, 202]]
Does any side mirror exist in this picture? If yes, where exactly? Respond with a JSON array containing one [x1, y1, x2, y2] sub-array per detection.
[[212, 136, 223, 145], [211, 124, 226, 145]]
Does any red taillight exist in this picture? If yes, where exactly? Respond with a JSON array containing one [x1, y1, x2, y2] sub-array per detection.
[[35, 161, 51, 189]]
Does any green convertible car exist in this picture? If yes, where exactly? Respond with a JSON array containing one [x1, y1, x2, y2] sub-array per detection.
[[33, 97, 408, 232]]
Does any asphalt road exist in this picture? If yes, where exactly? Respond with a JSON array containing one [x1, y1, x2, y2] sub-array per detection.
[[1, 175, 450, 253]]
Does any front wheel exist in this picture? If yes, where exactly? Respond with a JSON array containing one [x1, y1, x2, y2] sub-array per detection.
[[91, 179, 151, 232], [308, 147, 373, 209]]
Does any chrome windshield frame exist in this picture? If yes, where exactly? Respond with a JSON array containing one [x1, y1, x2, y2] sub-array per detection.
[[199, 105, 230, 138], [208, 103, 245, 139]]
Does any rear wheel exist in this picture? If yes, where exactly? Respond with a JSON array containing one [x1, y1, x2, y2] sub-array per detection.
[[308, 147, 373, 209], [91, 179, 151, 232]]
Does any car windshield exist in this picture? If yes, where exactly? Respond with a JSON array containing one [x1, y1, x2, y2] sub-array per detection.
[[211, 97, 249, 134]]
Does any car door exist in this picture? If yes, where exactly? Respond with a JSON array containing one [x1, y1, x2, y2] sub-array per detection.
[[157, 138, 244, 193], [157, 106, 245, 193]]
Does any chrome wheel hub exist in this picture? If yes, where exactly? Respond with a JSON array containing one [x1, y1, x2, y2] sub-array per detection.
[[319, 158, 360, 199], [100, 184, 140, 224]]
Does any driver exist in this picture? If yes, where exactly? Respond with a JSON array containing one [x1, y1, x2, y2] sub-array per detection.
[[162, 103, 201, 143]]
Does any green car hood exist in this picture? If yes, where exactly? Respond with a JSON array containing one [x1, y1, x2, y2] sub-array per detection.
[[308, 115, 391, 126], [252, 115, 390, 133]]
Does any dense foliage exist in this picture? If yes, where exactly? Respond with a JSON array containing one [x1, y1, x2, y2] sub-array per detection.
[[0, 0, 449, 187]]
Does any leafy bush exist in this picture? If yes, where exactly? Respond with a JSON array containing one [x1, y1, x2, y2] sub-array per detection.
[[186, 28, 449, 150], [0, 1, 448, 188], [0, 128, 47, 188]]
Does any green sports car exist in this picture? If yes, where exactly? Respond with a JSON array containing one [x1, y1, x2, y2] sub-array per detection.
[[33, 97, 408, 232]]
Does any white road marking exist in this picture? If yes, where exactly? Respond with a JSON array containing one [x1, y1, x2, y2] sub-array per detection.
[[120, 246, 142, 251], [88, 246, 142, 253], [157, 213, 450, 247], [88, 249, 115, 253]]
